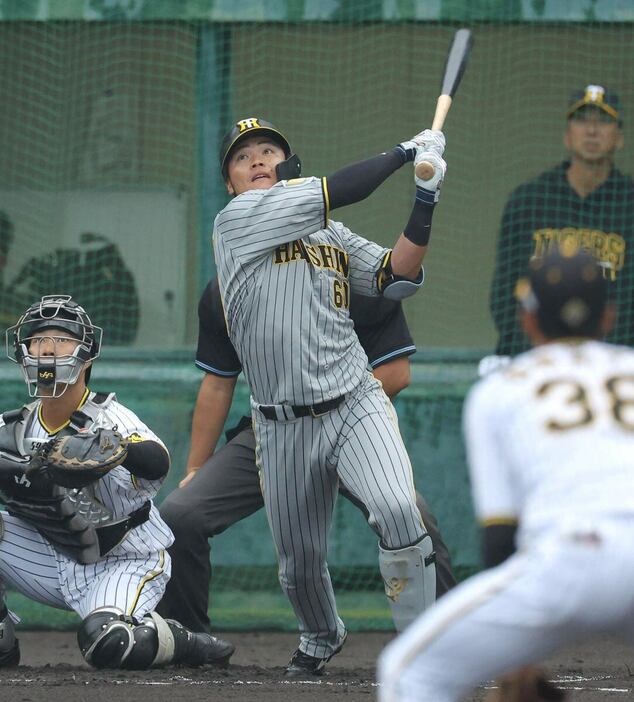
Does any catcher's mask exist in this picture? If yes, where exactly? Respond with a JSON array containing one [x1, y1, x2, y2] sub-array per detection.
[[219, 117, 301, 183], [6, 295, 103, 398]]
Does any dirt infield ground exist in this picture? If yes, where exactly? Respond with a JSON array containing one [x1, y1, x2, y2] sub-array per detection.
[[1, 631, 631, 700]]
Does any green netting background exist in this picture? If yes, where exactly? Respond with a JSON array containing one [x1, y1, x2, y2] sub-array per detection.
[[0, 0, 632, 630]]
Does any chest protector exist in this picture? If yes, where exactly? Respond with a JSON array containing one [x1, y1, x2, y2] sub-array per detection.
[[0, 393, 150, 564]]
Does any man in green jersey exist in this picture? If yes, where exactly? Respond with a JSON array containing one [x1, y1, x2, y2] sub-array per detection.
[[490, 84, 634, 357]]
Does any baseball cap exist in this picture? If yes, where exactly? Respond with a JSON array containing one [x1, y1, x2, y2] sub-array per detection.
[[515, 244, 608, 340], [566, 84, 621, 122]]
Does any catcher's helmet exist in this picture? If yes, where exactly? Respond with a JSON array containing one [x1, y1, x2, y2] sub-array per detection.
[[515, 245, 608, 339], [219, 117, 301, 181], [6, 295, 103, 397]]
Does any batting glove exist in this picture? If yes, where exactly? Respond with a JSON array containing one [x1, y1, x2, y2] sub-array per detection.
[[414, 150, 446, 202], [398, 129, 446, 162], [477, 354, 511, 377]]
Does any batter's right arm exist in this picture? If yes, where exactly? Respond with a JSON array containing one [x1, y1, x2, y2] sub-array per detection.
[[182, 373, 237, 487]]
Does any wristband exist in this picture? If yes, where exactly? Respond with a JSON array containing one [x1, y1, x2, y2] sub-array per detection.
[[403, 188, 436, 246]]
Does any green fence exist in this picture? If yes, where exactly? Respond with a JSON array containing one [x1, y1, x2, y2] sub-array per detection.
[[1, 353, 480, 630], [1, 0, 633, 630]]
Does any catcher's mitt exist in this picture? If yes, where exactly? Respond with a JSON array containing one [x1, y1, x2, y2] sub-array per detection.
[[485, 667, 566, 702], [28, 427, 128, 488]]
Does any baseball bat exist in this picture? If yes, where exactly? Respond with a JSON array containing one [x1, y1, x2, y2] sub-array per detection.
[[415, 28, 474, 181]]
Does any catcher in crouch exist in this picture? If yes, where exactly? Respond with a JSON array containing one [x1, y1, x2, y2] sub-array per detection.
[[0, 294, 234, 669]]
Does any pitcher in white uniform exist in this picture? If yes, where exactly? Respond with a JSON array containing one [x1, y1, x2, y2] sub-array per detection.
[[0, 295, 234, 669], [378, 247, 634, 701]]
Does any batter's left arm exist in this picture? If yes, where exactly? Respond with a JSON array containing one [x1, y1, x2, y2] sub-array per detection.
[[390, 132, 447, 280]]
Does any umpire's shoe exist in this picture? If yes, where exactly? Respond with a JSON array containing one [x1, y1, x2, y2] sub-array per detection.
[[284, 632, 347, 678], [167, 619, 235, 667]]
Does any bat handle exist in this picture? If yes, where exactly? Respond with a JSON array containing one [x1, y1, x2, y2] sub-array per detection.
[[414, 94, 452, 181]]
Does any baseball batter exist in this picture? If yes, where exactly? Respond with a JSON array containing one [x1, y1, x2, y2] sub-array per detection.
[[156, 278, 456, 636], [213, 117, 447, 675], [378, 248, 634, 701], [0, 295, 234, 669]]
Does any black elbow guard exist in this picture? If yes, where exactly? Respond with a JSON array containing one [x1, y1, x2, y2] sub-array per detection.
[[376, 251, 424, 300], [125, 440, 170, 481]]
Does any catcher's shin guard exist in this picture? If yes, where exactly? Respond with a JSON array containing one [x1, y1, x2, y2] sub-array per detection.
[[78, 608, 234, 669], [379, 534, 436, 632], [78, 608, 172, 669], [0, 605, 20, 667]]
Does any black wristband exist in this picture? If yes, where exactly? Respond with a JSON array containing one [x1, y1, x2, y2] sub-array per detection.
[[394, 143, 416, 163], [403, 187, 436, 246]]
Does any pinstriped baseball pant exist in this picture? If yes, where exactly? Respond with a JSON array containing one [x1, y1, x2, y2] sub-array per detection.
[[252, 372, 425, 659], [0, 512, 170, 619]]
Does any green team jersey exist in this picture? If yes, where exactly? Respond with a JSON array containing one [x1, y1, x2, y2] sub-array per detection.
[[490, 161, 634, 355]]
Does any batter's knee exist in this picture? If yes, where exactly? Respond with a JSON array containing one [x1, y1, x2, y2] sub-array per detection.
[[376, 496, 424, 546]]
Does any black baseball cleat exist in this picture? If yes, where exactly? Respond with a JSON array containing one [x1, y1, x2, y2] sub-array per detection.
[[284, 632, 347, 678], [0, 639, 20, 668], [182, 631, 235, 667], [166, 619, 235, 667]]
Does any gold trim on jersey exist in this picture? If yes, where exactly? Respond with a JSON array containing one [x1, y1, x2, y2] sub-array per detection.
[[38, 387, 90, 435], [480, 516, 519, 527], [322, 176, 330, 227], [128, 549, 166, 616]]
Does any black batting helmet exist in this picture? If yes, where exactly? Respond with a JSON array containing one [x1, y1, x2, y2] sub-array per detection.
[[219, 117, 300, 181], [515, 245, 608, 340]]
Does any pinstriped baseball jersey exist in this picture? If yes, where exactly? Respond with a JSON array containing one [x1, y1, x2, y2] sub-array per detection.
[[0, 391, 173, 619], [213, 172, 427, 659], [21, 394, 173, 557], [213, 177, 390, 405]]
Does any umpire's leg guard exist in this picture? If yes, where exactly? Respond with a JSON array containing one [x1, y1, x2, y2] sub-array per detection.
[[379, 533, 437, 632]]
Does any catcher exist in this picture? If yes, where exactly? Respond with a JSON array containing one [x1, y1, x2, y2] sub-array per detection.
[[0, 295, 234, 669]]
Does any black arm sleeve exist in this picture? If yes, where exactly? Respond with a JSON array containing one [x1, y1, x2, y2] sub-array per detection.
[[125, 440, 170, 481], [481, 523, 518, 569], [327, 148, 408, 210]]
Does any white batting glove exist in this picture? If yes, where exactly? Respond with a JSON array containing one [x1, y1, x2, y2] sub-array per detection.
[[399, 129, 446, 161], [477, 354, 511, 378], [414, 150, 446, 200]]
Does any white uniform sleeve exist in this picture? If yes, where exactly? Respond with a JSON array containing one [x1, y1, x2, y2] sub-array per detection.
[[462, 378, 520, 525], [214, 177, 327, 264], [335, 223, 389, 296]]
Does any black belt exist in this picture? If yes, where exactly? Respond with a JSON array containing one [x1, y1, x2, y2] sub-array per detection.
[[96, 501, 152, 556], [258, 395, 346, 421]]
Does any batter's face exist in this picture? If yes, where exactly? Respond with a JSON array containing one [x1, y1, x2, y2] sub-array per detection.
[[225, 136, 287, 196], [564, 107, 623, 164]]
